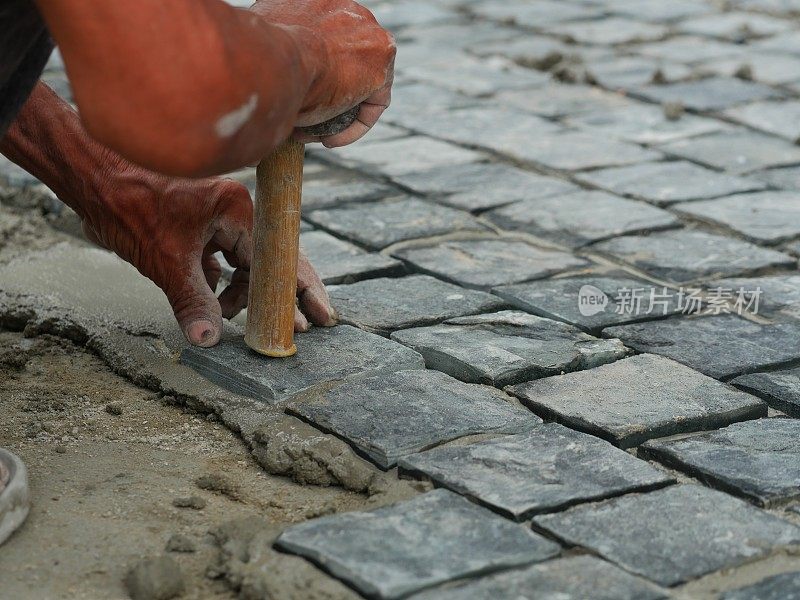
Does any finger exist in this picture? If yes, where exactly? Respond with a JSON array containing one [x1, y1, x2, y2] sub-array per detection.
[[202, 251, 222, 292], [322, 85, 392, 148], [218, 267, 250, 319], [297, 252, 337, 327], [294, 306, 309, 333], [164, 259, 223, 348]]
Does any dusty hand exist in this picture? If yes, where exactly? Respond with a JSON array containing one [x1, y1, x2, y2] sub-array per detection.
[[81, 173, 336, 347], [251, 0, 396, 147]]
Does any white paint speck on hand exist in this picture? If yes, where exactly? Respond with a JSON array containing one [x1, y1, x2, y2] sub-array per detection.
[[215, 94, 258, 137]]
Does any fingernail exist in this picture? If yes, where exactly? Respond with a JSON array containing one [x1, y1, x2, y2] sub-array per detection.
[[187, 320, 216, 346], [325, 307, 339, 327], [297, 312, 310, 332]]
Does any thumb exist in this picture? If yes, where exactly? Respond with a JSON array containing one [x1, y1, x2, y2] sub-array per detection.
[[163, 264, 223, 347]]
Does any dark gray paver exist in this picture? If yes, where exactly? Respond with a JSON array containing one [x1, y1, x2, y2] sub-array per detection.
[[410, 555, 668, 600], [676, 192, 800, 244], [722, 572, 800, 600], [393, 239, 589, 289], [286, 369, 538, 468], [276, 489, 560, 600], [306, 197, 488, 250], [567, 104, 730, 145], [509, 354, 766, 448], [493, 275, 682, 334], [391, 311, 626, 386], [390, 162, 578, 212], [301, 179, 396, 212], [534, 485, 800, 587], [485, 192, 679, 248], [328, 275, 505, 336], [491, 131, 662, 171], [325, 136, 484, 177], [180, 326, 424, 404], [732, 368, 800, 417], [399, 423, 673, 520], [606, 315, 800, 380], [635, 77, 779, 111], [300, 231, 403, 285], [660, 131, 800, 174], [594, 230, 796, 283], [576, 161, 765, 205], [641, 418, 800, 507], [725, 100, 800, 143], [709, 274, 800, 313]]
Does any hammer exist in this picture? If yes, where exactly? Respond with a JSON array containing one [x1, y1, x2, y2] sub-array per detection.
[[244, 107, 360, 357]]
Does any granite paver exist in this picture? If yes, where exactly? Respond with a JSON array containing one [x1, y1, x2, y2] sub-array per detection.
[[497, 84, 637, 118], [301, 179, 396, 212], [641, 418, 800, 507], [635, 77, 780, 111], [605, 315, 800, 380], [493, 275, 682, 334], [276, 489, 560, 600], [393, 239, 589, 289], [300, 230, 403, 285], [677, 12, 792, 40], [286, 369, 538, 468], [410, 555, 669, 600], [549, 18, 668, 46], [594, 230, 797, 283], [708, 274, 800, 313], [181, 326, 424, 404], [485, 191, 679, 247], [390, 162, 578, 212], [399, 423, 672, 519], [732, 369, 800, 418], [633, 36, 748, 64], [391, 311, 626, 386], [509, 354, 765, 448], [675, 192, 800, 244], [576, 161, 765, 205], [306, 197, 488, 250], [722, 572, 800, 600], [725, 100, 800, 142], [328, 275, 506, 336], [533, 485, 800, 587]]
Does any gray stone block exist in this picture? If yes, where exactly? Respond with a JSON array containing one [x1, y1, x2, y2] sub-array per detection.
[[276, 489, 560, 600], [550, 18, 669, 45], [300, 231, 403, 285], [489, 131, 662, 171], [402, 58, 549, 97], [635, 36, 748, 64], [509, 354, 766, 448], [722, 572, 800, 600], [470, 0, 600, 28], [493, 275, 682, 334], [593, 230, 796, 283], [678, 11, 791, 40], [306, 197, 488, 250], [709, 274, 800, 313], [391, 311, 626, 386], [605, 315, 800, 380], [410, 555, 668, 600], [393, 239, 589, 289], [567, 104, 730, 146], [325, 136, 484, 178], [391, 162, 577, 212], [534, 485, 800, 587], [752, 165, 800, 190], [660, 131, 800, 174], [704, 52, 800, 86], [400, 423, 673, 520], [286, 369, 539, 468], [577, 161, 765, 206], [675, 192, 800, 244], [726, 100, 800, 143], [301, 179, 396, 212], [328, 275, 506, 336], [497, 84, 638, 119], [485, 192, 679, 248], [584, 56, 693, 90], [732, 368, 800, 417], [180, 325, 424, 404], [635, 77, 779, 111], [641, 418, 800, 507]]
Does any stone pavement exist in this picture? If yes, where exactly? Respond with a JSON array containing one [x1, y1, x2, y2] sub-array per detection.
[[5, 0, 800, 597]]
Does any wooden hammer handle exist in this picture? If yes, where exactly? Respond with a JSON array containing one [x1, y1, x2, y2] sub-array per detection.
[[244, 138, 304, 357]]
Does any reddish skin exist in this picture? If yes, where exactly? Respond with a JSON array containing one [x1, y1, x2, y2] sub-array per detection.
[[0, 0, 395, 346], [2, 84, 336, 346]]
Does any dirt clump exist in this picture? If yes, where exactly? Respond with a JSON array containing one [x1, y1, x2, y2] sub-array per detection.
[[125, 555, 185, 600]]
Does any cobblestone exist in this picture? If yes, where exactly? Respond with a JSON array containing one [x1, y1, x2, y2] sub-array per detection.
[[533, 485, 800, 586], [722, 572, 800, 600], [635, 77, 780, 111], [399, 423, 672, 519], [509, 354, 765, 448], [732, 368, 800, 417], [641, 418, 800, 507], [391, 311, 626, 386], [725, 100, 800, 142], [276, 489, 560, 600], [286, 369, 537, 468], [300, 231, 403, 285]]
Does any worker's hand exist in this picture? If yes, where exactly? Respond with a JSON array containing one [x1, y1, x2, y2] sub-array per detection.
[[81, 175, 337, 347], [251, 0, 396, 148]]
